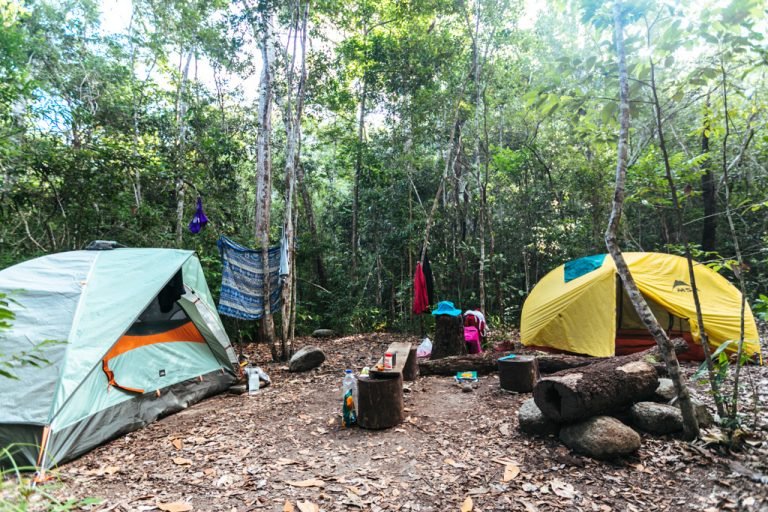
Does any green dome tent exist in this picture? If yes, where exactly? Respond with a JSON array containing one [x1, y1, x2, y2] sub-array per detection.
[[0, 248, 238, 470]]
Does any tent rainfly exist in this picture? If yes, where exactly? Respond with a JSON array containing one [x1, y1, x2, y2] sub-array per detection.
[[0, 248, 238, 470], [521, 252, 761, 360]]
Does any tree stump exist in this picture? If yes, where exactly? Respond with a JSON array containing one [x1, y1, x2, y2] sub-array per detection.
[[533, 359, 658, 422], [402, 347, 419, 381], [357, 375, 404, 430], [431, 315, 465, 360], [498, 355, 538, 392]]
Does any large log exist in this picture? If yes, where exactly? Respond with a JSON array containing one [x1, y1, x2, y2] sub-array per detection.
[[417, 338, 689, 377], [418, 351, 594, 376], [431, 315, 466, 360], [533, 357, 659, 422]]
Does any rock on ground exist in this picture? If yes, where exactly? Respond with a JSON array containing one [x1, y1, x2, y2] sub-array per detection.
[[653, 378, 676, 402], [672, 397, 715, 428], [312, 328, 336, 338], [288, 346, 326, 372], [518, 398, 560, 436], [630, 402, 683, 434], [560, 416, 641, 460]]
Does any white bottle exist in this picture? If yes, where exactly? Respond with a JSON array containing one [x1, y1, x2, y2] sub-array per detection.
[[247, 367, 260, 396]]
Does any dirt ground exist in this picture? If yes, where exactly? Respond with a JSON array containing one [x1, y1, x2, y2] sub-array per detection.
[[46, 332, 768, 512]]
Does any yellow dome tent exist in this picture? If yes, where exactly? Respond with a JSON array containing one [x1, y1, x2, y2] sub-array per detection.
[[521, 252, 761, 360]]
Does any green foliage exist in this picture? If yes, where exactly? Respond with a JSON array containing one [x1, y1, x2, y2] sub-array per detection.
[[1, 445, 101, 511], [0, 0, 766, 339], [753, 294, 768, 321]]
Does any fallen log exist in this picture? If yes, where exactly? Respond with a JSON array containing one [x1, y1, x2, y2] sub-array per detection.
[[533, 357, 658, 423], [417, 338, 688, 377]]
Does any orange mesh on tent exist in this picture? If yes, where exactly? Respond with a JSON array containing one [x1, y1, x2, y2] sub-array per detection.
[[102, 321, 206, 393]]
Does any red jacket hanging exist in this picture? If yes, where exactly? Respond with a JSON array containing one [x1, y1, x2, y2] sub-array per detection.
[[413, 262, 429, 314]]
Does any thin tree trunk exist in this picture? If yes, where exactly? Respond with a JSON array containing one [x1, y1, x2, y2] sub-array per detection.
[[701, 95, 716, 251], [128, 3, 142, 209], [720, 64, 748, 423], [279, 0, 310, 360], [351, 78, 367, 278], [606, 1, 698, 440], [174, 50, 193, 247], [297, 162, 326, 287], [254, 5, 277, 359], [647, 39, 724, 418]]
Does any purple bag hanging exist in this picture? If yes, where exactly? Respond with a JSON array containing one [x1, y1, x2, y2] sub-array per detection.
[[188, 196, 208, 234]]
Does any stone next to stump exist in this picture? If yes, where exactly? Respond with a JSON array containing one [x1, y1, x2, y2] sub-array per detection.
[[518, 398, 560, 436], [630, 402, 684, 434], [288, 346, 326, 372], [559, 416, 641, 460]]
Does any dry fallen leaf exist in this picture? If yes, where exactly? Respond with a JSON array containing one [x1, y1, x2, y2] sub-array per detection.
[[172, 457, 193, 466], [550, 479, 576, 499], [103, 466, 120, 475], [461, 496, 473, 512], [172, 438, 183, 450], [286, 479, 325, 488], [499, 423, 510, 436], [283, 501, 295, 512], [297, 502, 319, 512], [503, 464, 520, 482], [157, 502, 193, 512]]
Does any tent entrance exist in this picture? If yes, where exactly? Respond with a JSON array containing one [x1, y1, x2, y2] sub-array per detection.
[[615, 283, 701, 359]]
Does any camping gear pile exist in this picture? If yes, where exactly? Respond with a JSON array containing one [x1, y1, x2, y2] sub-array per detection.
[[0, 248, 238, 470]]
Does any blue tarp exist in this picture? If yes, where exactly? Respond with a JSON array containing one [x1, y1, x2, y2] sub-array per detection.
[[563, 254, 607, 283], [217, 236, 282, 320]]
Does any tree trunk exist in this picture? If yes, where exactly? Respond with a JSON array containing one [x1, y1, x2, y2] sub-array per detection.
[[417, 339, 689, 377], [254, 7, 277, 359], [498, 355, 538, 392], [606, 1, 698, 439], [279, 0, 310, 361], [351, 77, 367, 278], [357, 375, 404, 430], [533, 358, 658, 422], [431, 315, 466, 360], [647, 36, 723, 418], [701, 96, 716, 251], [297, 163, 326, 287], [174, 50, 193, 247]]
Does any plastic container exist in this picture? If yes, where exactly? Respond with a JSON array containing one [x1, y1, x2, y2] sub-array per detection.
[[342, 369, 357, 427], [384, 352, 394, 370], [245, 366, 261, 395]]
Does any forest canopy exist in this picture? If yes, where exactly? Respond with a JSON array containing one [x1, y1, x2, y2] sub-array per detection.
[[1, 0, 766, 338]]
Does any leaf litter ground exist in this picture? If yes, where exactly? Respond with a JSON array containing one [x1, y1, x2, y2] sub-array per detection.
[[50, 332, 767, 511]]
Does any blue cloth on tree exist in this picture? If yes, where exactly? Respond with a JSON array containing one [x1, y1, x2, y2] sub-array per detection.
[[188, 197, 208, 234], [217, 236, 282, 320]]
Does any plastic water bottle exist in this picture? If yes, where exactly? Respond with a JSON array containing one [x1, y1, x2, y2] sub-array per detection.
[[341, 369, 357, 427], [246, 366, 260, 396]]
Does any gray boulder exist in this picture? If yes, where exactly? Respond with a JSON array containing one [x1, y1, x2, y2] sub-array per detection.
[[653, 378, 676, 402], [288, 346, 326, 372], [518, 398, 560, 436], [630, 402, 683, 434], [560, 416, 641, 460], [671, 398, 715, 428], [311, 329, 336, 338]]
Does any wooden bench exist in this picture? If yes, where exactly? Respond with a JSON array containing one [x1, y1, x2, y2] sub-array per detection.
[[370, 341, 416, 380], [357, 341, 416, 430]]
